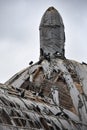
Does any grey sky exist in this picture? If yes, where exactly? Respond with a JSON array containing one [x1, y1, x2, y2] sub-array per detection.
[[0, 0, 87, 83]]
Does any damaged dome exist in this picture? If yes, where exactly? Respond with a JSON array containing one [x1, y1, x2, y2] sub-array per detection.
[[0, 6, 87, 130]]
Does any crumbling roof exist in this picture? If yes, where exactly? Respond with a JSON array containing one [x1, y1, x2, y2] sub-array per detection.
[[3, 58, 87, 130], [0, 6, 87, 130]]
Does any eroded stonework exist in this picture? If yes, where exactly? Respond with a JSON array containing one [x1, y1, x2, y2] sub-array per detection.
[[0, 6, 87, 130], [39, 7, 65, 58]]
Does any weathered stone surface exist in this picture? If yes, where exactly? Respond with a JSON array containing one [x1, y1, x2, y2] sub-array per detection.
[[39, 7, 65, 58], [4, 58, 87, 130], [0, 6, 87, 130]]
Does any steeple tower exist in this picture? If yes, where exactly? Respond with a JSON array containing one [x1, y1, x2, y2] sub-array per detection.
[[39, 7, 65, 58]]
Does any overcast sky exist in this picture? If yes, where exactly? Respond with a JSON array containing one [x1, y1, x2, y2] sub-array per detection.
[[0, 0, 87, 83]]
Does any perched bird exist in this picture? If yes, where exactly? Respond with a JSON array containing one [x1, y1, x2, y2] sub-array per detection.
[[16, 88, 21, 92], [29, 61, 33, 65], [54, 51, 59, 55], [20, 90, 25, 98], [55, 111, 69, 119], [54, 51, 61, 57], [40, 48, 44, 56], [62, 113, 69, 119], [38, 91, 44, 98], [37, 59, 43, 65], [36, 105, 41, 112], [33, 92, 36, 95], [55, 112, 62, 116], [82, 62, 87, 65], [53, 69, 57, 73], [33, 105, 41, 113], [44, 53, 50, 62]]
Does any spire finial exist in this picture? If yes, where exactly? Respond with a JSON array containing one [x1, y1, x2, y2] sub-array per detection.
[[39, 7, 65, 59]]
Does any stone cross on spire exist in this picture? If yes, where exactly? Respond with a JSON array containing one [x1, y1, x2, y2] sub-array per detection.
[[39, 7, 65, 59]]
